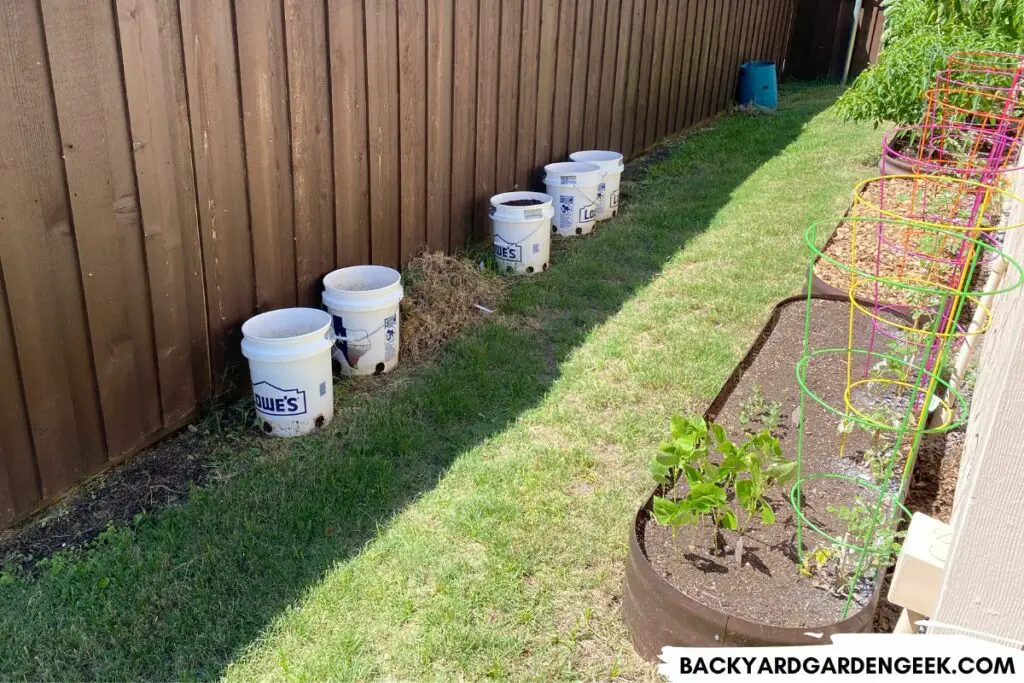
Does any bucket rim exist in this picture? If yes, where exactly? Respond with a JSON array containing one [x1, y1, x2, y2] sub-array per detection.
[[569, 150, 624, 164], [241, 307, 332, 344], [490, 191, 554, 208], [323, 264, 402, 294], [543, 161, 602, 176]]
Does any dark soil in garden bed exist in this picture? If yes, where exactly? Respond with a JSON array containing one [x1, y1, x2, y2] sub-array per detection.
[[641, 298, 924, 629], [501, 198, 543, 206]]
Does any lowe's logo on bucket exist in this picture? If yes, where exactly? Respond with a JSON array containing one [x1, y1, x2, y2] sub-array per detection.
[[579, 205, 596, 223], [253, 381, 307, 416], [493, 235, 522, 262]]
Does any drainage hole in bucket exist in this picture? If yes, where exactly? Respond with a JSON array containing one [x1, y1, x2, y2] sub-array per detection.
[[506, 266, 513, 273], [375, 362, 385, 375], [542, 262, 548, 271], [575, 227, 582, 235], [551, 225, 557, 233], [262, 422, 273, 435], [502, 198, 543, 206], [526, 266, 534, 274], [315, 415, 325, 429]]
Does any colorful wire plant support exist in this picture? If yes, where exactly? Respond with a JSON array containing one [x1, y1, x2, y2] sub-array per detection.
[[792, 216, 1024, 617], [883, 52, 1024, 184]]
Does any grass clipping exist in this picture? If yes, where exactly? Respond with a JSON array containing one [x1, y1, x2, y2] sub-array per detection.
[[400, 251, 507, 364]]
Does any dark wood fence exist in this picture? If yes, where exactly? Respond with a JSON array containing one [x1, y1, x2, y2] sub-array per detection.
[[786, 0, 883, 81], [0, 0, 796, 526]]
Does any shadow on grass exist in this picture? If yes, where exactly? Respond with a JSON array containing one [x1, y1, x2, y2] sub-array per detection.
[[0, 87, 836, 680]]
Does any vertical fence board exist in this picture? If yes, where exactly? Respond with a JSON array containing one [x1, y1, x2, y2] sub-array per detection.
[[450, 0, 478, 248], [711, 0, 733, 114], [365, 0, 401, 266], [692, 0, 711, 123], [116, 0, 211, 419], [534, 0, 560, 183], [0, 1, 106, 498], [42, 0, 163, 457], [496, 0, 522, 191], [582, 0, 606, 150], [398, 0, 427, 263], [474, 0, 500, 236], [655, 0, 679, 142], [642, 0, 667, 149], [551, 0, 576, 160], [567, 0, 592, 153], [329, 0, 371, 267], [675, 0, 697, 130], [596, 0, 621, 151], [620, 0, 644, 156], [631, 0, 655, 153], [237, 0, 296, 312], [0, 274, 37, 523], [180, 0, 254, 387], [608, 0, 632, 151], [427, 0, 454, 248], [285, 0, 336, 304], [516, 0, 541, 188]]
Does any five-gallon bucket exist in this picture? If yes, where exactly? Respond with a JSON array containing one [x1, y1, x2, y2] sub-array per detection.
[[569, 150, 624, 221], [322, 265, 403, 376], [738, 60, 778, 110], [544, 161, 603, 236], [489, 191, 555, 274], [241, 307, 335, 437]]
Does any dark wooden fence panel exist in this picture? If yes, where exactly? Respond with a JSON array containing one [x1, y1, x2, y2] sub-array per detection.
[[0, 0, 797, 526], [787, 0, 883, 81]]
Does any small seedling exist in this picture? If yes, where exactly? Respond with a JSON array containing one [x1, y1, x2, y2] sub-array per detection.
[[800, 497, 904, 595], [737, 384, 783, 434]]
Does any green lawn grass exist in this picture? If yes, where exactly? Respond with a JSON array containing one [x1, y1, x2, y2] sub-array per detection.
[[0, 84, 881, 681]]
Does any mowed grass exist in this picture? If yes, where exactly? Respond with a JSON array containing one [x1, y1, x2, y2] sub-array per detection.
[[0, 85, 881, 681]]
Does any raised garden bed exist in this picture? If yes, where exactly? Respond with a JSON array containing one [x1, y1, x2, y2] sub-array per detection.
[[624, 296, 916, 656]]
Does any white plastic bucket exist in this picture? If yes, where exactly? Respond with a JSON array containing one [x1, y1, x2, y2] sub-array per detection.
[[241, 307, 335, 437], [489, 191, 554, 274], [543, 161, 603, 236], [569, 150, 624, 221], [322, 265, 403, 376]]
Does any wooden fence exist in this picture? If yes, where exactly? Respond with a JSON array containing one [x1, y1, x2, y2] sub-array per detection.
[[0, 0, 797, 526], [786, 0, 883, 81]]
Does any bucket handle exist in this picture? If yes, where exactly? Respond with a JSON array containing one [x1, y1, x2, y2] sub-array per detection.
[[324, 302, 401, 342], [495, 221, 547, 247]]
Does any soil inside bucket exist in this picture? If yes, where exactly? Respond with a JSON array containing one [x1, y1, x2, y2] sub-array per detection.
[[642, 298, 919, 629], [501, 198, 544, 207]]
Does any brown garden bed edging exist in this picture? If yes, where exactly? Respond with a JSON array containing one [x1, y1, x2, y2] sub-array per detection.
[[623, 295, 883, 658]]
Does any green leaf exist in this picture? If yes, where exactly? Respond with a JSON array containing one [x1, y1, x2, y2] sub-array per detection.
[[655, 450, 681, 469], [649, 459, 671, 485], [704, 463, 721, 483], [720, 509, 738, 530], [735, 479, 754, 508], [709, 422, 727, 446], [669, 505, 696, 528], [765, 461, 798, 486], [760, 503, 776, 526], [669, 415, 690, 439], [682, 464, 701, 486], [97, 576, 111, 590], [719, 453, 747, 476], [652, 497, 679, 526]]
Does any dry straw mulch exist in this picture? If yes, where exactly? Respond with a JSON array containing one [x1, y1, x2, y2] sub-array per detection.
[[400, 250, 507, 364]]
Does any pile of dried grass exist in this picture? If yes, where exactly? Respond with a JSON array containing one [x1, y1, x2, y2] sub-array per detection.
[[400, 250, 507, 363]]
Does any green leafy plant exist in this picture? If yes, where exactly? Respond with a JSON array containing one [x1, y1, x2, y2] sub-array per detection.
[[650, 416, 796, 565], [800, 497, 905, 595], [836, 0, 1024, 126]]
